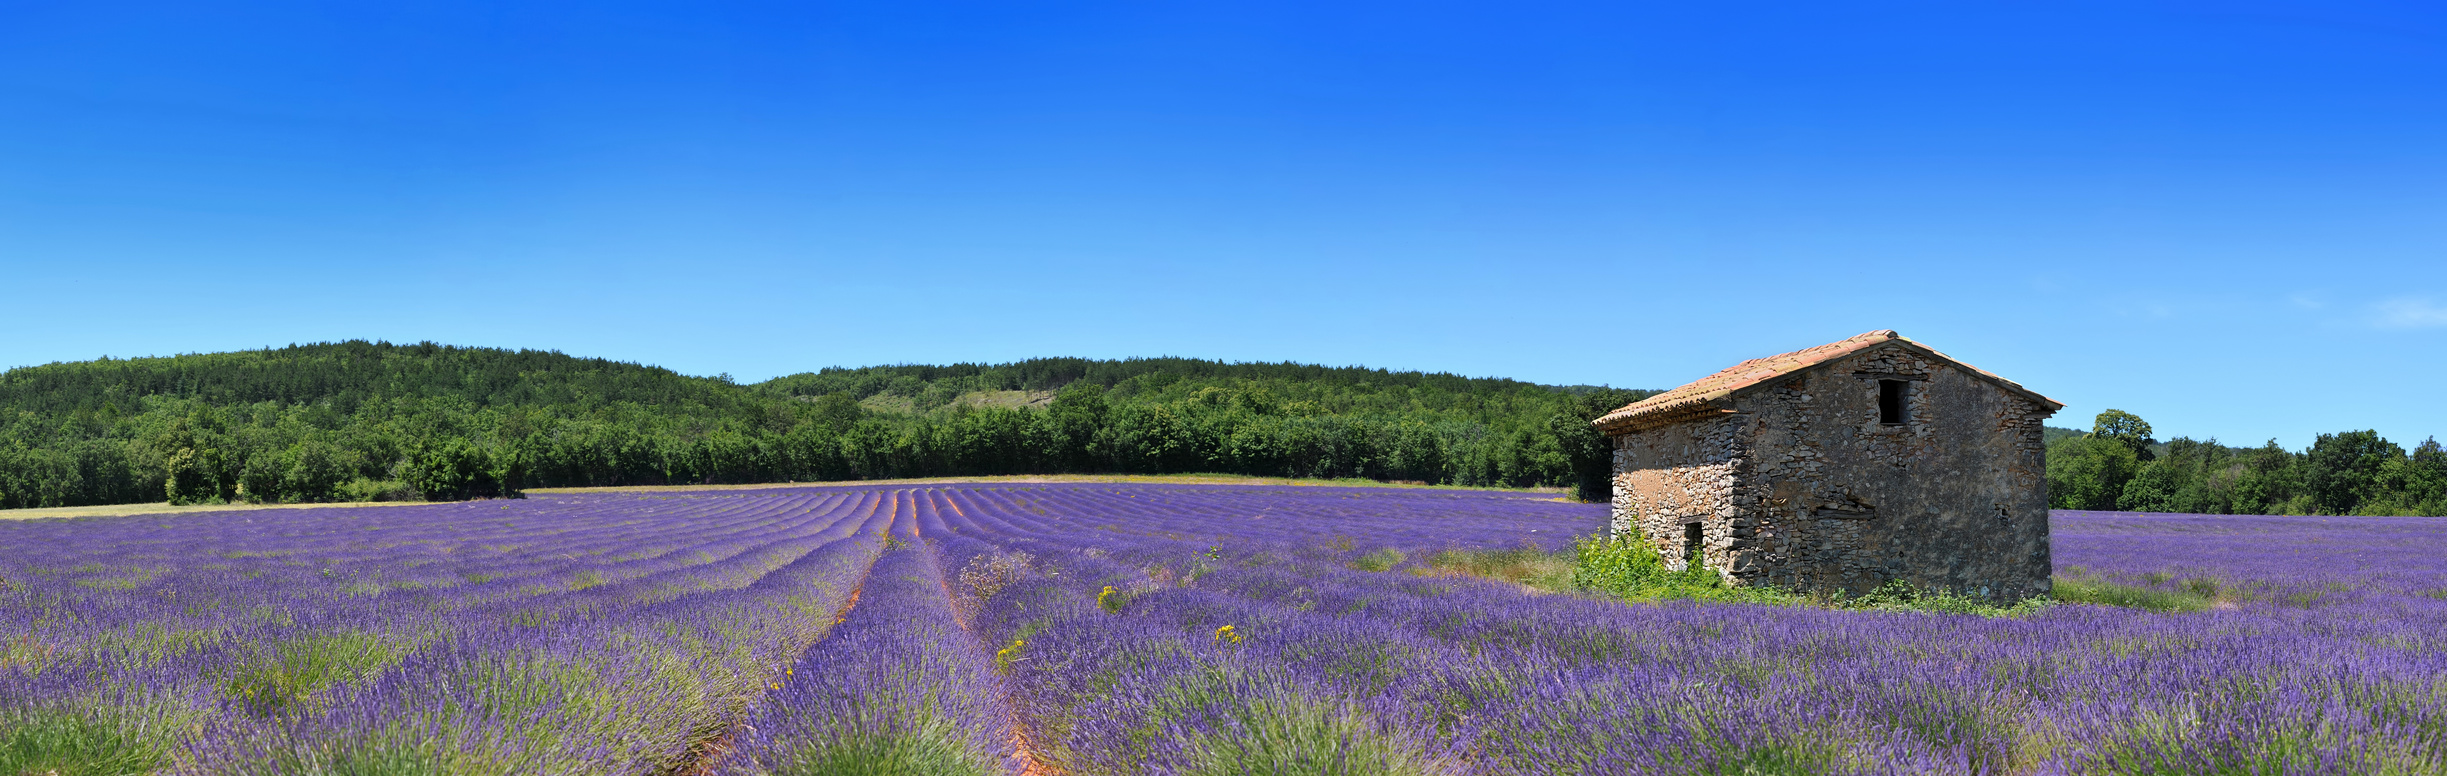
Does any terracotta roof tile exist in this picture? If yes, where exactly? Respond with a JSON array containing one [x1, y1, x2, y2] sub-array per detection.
[[1593, 330, 2062, 433]]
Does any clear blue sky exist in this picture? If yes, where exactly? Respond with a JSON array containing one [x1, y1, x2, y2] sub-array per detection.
[[2, 1, 2441, 448]]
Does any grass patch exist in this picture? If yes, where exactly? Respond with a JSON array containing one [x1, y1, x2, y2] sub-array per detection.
[[2075, 714, 2439, 776], [0, 635, 55, 673], [1418, 534, 2236, 618], [764, 717, 999, 776], [1113, 668, 1444, 776], [268, 742, 488, 776], [1426, 534, 2053, 616], [1347, 548, 1406, 573], [1180, 692, 1447, 776], [1418, 535, 1784, 604], [1696, 742, 1850, 776], [0, 707, 174, 776], [1834, 579, 2056, 617], [1569, 534, 1796, 605], [220, 631, 408, 715], [2052, 574, 2214, 613], [2282, 590, 2329, 607], [86, 623, 219, 666], [1418, 546, 1572, 591], [568, 570, 607, 591]]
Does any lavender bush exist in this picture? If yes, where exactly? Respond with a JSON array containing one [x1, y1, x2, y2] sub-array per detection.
[[3, 485, 2443, 774]]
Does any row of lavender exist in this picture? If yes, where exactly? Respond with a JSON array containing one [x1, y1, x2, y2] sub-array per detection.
[[8, 485, 2447, 774], [704, 485, 2447, 774], [2053, 509, 2447, 602], [918, 486, 2447, 775], [1, 491, 912, 773]]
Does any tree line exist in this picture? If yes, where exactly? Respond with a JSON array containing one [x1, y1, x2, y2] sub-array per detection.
[[10, 342, 2438, 517], [0, 342, 1650, 509], [2047, 409, 2447, 516]]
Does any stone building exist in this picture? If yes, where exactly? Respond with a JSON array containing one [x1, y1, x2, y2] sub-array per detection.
[[1592, 330, 2062, 601]]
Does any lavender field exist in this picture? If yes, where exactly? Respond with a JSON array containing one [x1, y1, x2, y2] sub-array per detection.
[[3, 485, 2444, 775]]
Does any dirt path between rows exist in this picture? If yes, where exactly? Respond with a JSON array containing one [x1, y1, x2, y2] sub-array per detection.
[[937, 551, 1058, 776], [671, 528, 1051, 776], [670, 561, 875, 775]]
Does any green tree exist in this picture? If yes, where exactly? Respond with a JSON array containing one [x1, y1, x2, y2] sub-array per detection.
[[401, 439, 514, 501], [2116, 437, 2228, 513], [2406, 438, 2447, 515], [153, 411, 237, 505], [2114, 458, 2182, 513], [807, 392, 867, 431], [282, 439, 358, 502], [2225, 440, 2305, 514], [1550, 389, 1649, 502], [2303, 430, 2403, 516], [2048, 435, 2139, 510], [1043, 382, 1111, 471], [2091, 409, 2157, 461]]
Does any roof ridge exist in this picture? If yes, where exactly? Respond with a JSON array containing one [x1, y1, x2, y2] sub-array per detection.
[[1592, 330, 2055, 433]]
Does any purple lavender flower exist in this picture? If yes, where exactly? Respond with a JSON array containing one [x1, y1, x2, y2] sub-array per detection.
[[4, 485, 2444, 774]]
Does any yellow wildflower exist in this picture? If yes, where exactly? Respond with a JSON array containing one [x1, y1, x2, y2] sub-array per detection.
[[995, 638, 1026, 673]]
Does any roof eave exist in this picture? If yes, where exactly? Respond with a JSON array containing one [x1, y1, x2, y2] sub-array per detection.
[[1592, 391, 1737, 434]]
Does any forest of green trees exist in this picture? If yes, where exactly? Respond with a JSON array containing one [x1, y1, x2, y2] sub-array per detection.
[[0, 342, 1646, 509], [2046, 409, 2447, 517], [4, 341, 2441, 517]]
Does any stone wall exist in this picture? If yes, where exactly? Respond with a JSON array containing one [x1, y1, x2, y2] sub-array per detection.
[[1609, 414, 1747, 573], [1608, 343, 2054, 601]]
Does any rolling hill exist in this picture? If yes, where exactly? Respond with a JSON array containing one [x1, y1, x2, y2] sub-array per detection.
[[0, 342, 1651, 509]]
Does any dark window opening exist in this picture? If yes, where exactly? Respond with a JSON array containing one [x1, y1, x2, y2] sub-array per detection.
[[1683, 522, 1704, 566], [1878, 379, 1907, 424]]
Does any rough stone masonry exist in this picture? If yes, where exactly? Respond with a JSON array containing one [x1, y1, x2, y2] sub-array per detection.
[[1592, 330, 2063, 602]]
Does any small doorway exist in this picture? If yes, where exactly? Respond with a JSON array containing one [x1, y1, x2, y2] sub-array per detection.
[[1683, 521, 1704, 568]]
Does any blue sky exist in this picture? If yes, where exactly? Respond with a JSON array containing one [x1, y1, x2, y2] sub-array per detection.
[[2, 1, 2441, 448]]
